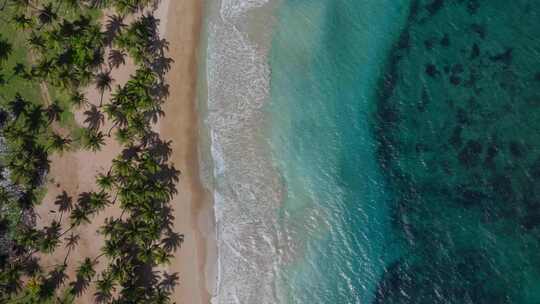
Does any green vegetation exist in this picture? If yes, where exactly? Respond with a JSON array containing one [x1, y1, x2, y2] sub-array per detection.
[[0, 1, 180, 303]]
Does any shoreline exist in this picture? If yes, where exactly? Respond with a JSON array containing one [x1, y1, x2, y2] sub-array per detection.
[[160, 0, 217, 303], [204, 0, 284, 302]]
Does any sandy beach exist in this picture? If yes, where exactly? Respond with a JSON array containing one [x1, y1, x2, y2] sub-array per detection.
[[34, 0, 214, 303], [160, 0, 217, 303]]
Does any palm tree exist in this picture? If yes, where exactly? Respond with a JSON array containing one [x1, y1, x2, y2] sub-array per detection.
[[40, 221, 61, 253], [78, 258, 96, 280], [27, 32, 46, 52], [108, 49, 126, 69], [47, 133, 71, 153], [70, 257, 96, 296], [63, 233, 80, 264], [69, 207, 90, 227], [11, 62, 28, 80], [115, 16, 155, 64], [88, 191, 110, 213], [7, 93, 30, 118], [94, 272, 115, 303], [0, 35, 12, 64], [34, 58, 54, 79], [1, 263, 23, 295], [81, 129, 106, 152], [37, 3, 57, 27], [103, 102, 128, 135], [96, 172, 115, 192], [95, 71, 113, 106], [100, 238, 120, 259], [27, 103, 47, 131], [111, 157, 133, 178], [45, 100, 63, 124], [69, 90, 88, 108], [152, 287, 172, 304], [12, 13, 33, 30]]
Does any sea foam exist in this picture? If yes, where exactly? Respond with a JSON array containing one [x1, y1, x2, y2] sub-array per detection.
[[204, 0, 282, 303]]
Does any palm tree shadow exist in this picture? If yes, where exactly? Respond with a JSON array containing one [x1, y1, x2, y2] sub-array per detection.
[[69, 276, 90, 297], [21, 256, 41, 277], [76, 192, 92, 210], [84, 105, 105, 130], [140, 131, 173, 158], [157, 164, 180, 196], [41, 265, 68, 298], [135, 264, 160, 293], [104, 14, 125, 46], [108, 49, 126, 69], [148, 138, 172, 163], [159, 272, 179, 292], [161, 230, 184, 253], [160, 205, 175, 231], [54, 191, 73, 213], [151, 56, 174, 77], [120, 145, 141, 161]]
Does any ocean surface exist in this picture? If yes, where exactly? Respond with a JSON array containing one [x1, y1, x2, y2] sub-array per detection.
[[203, 0, 540, 303]]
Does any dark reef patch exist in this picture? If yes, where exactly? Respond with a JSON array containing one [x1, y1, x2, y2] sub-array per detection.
[[489, 48, 513, 65], [470, 23, 486, 39], [440, 33, 450, 47], [425, 64, 439, 77], [371, 0, 540, 302], [426, 0, 445, 16]]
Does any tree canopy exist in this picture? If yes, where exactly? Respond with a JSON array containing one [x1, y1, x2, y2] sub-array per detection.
[[0, 0, 181, 303]]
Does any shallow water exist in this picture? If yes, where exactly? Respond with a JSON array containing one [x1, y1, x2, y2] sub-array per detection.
[[269, 0, 409, 302]]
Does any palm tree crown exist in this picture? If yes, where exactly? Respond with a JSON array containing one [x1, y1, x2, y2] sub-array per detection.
[[0, 35, 12, 63]]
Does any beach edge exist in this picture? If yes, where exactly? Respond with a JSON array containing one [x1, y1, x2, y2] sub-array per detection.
[[160, 0, 218, 303]]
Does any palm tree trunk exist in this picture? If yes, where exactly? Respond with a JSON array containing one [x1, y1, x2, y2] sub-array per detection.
[[107, 122, 118, 137], [92, 252, 106, 264], [63, 246, 72, 265], [99, 90, 104, 107], [59, 224, 75, 238]]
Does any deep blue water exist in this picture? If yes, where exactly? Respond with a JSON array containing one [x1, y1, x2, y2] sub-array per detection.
[[269, 0, 540, 303]]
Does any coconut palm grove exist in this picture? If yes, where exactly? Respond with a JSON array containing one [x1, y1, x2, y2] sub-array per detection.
[[0, 0, 181, 303]]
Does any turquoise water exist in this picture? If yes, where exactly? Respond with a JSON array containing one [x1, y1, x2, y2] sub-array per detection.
[[268, 0, 540, 303], [269, 0, 409, 302]]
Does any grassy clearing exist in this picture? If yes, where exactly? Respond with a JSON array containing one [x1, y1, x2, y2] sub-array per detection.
[[0, 5, 102, 138], [0, 8, 42, 103]]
